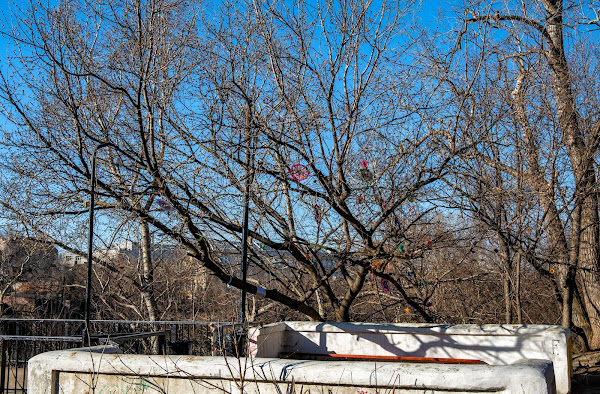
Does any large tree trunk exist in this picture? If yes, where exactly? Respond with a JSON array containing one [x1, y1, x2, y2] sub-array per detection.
[[512, 69, 570, 322], [140, 220, 160, 354], [515, 253, 522, 324], [544, 1, 600, 349], [499, 238, 513, 324]]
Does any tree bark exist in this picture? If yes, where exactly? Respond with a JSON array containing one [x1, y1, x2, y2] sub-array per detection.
[[140, 220, 160, 354], [499, 238, 513, 324], [543, 2, 600, 348]]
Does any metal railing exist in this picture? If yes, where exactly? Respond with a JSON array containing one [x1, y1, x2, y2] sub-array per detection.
[[0, 318, 244, 393]]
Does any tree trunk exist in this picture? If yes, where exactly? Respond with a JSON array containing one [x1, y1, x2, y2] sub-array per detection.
[[500, 239, 513, 324], [544, 2, 600, 349], [140, 220, 160, 354], [515, 253, 522, 324], [512, 67, 572, 331]]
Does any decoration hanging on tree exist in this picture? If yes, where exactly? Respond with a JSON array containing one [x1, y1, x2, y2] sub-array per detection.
[[359, 159, 373, 182], [313, 204, 323, 224], [256, 286, 267, 299], [156, 198, 174, 213], [290, 163, 310, 181], [360, 168, 373, 182], [381, 279, 390, 293], [369, 264, 376, 281]]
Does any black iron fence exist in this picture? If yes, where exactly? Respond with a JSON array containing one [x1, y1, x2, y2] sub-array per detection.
[[0, 318, 245, 393]]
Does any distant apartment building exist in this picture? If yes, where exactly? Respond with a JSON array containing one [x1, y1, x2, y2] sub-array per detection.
[[61, 240, 139, 267], [103, 240, 140, 260], [61, 252, 86, 267], [61, 240, 186, 267], [61, 240, 209, 296]]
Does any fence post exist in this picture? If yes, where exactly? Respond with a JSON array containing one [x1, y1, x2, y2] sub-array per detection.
[[0, 340, 6, 394]]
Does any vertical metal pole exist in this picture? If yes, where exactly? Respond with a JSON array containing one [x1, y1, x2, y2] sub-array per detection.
[[0, 340, 6, 394], [239, 133, 252, 325], [83, 143, 111, 346], [12, 341, 17, 393]]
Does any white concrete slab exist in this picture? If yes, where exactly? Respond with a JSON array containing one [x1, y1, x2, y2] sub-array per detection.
[[249, 322, 571, 393], [27, 345, 556, 393]]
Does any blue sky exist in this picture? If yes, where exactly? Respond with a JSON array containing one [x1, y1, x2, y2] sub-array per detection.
[[0, 0, 449, 51], [0, 0, 448, 127], [0, 0, 597, 249]]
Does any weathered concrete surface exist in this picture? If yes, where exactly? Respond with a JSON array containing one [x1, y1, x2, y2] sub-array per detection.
[[27, 345, 555, 393], [249, 322, 571, 394]]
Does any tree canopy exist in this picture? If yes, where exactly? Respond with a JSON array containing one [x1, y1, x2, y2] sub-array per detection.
[[1, 0, 600, 348]]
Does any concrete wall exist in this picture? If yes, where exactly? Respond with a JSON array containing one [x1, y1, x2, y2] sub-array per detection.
[[28, 345, 555, 393], [249, 322, 571, 394]]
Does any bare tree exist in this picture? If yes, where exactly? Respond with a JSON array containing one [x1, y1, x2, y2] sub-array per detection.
[[434, 0, 600, 348], [170, 0, 464, 321], [0, 0, 472, 323], [0, 0, 199, 325]]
